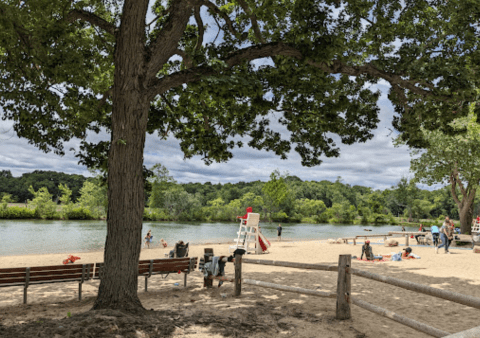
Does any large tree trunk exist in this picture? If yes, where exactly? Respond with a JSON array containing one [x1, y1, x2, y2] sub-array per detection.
[[92, 0, 149, 312], [459, 204, 474, 235]]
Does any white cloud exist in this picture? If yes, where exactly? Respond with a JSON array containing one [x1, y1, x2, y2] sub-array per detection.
[[0, 94, 423, 190]]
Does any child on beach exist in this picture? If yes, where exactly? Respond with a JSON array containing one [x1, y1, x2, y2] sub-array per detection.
[[144, 230, 153, 249]]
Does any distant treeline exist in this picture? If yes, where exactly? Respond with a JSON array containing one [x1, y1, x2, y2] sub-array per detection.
[[1, 167, 479, 224], [0, 170, 87, 203]]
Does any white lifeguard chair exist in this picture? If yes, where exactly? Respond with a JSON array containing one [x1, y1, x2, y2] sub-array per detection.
[[229, 213, 262, 254], [472, 219, 480, 234]]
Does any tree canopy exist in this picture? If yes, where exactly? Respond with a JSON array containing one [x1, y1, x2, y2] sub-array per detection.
[[1, 0, 480, 312], [405, 105, 480, 232]]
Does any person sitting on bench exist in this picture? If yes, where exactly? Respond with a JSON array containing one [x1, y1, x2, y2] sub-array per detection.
[[169, 241, 189, 258], [203, 255, 234, 287], [415, 224, 427, 244], [360, 240, 383, 260]]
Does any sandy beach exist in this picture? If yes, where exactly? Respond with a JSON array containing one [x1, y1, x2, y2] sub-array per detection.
[[1, 237, 479, 337]]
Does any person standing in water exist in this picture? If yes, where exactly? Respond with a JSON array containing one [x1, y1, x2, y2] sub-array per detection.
[[277, 224, 282, 241], [144, 230, 152, 249]]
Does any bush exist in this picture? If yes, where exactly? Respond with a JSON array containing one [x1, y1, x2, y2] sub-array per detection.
[[65, 207, 94, 220], [272, 212, 289, 222], [0, 206, 37, 219], [143, 208, 169, 221], [300, 217, 317, 224], [316, 212, 330, 223]]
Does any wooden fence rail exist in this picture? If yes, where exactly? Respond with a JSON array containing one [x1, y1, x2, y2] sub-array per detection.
[[443, 325, 480, 338], [242, 279, 336, 298], [237, 255, 480, 337], [241, 258, 338, 272], [350, 297, 450, 337], [348, 267, 480, 310]]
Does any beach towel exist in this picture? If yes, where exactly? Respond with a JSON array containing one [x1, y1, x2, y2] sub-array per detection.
[[356, 257, 388, 262], [63, 255, 81, 264]]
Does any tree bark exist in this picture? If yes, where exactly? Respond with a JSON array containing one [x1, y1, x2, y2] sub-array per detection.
[[459, 205, 474, 235], [92, 0, 149, 312], [450, 173, 476, 235]]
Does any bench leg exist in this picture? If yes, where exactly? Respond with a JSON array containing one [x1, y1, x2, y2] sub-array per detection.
[[184, 273, 187, 287], [145, 276, 148, 292], [23, 287, 27, 304], [79, 283, 82, 301]]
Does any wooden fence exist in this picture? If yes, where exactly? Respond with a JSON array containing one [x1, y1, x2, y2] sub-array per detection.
[[233, 254, 480, 337]]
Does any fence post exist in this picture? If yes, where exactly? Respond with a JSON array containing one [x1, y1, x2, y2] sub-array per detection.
[[406, 234, 409, 246], [336, 254, 351, 320], [204, 248, 214, 288], [234, 253, 243, 296]]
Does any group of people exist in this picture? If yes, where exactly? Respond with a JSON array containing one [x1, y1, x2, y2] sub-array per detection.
[[143, 230, 168, 249], [400, 216, 460, 254], [435, 217, 456, 254]]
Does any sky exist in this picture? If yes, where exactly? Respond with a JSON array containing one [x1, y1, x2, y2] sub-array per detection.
[[0, 78, 419, 191], [0, 2, 425, 191]]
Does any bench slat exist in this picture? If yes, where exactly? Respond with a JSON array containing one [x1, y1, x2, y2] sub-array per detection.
[[1, 273, 85, 285], [0, 278, 86, 288], [95, 258, 197, 277], [0, 267, 85, 279]]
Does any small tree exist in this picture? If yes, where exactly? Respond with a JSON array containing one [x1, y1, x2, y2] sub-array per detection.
[[77, 180, 107, 219], [262, 170, 288, 222], [405, 106, 480, 233], [162, 187, 194, 221], [148, 164, 176, 209], [28, 186, 57, 219], [58, 183, 74, 217]]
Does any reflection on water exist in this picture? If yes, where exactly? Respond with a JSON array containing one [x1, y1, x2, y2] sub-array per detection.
[[0, 220, 415, 256]]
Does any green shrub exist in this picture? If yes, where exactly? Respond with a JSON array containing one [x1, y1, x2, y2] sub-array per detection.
[[0, 206, 36, 219], [272, 211, 289, 222], [316, 212, 330, 223], [143, 208, 168, 221], [300, 217, 317, 224], [65, 207, 93, 220]]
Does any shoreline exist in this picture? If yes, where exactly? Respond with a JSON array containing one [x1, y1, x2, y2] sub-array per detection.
[[2, 233, 454, 258], [0, 237, 336, 258]]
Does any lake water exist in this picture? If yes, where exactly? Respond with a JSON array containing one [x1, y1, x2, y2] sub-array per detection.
[[0, 220, 415, 256]]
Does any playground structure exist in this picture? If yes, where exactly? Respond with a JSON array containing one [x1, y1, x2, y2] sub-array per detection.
[[229, 212, 263, 254]]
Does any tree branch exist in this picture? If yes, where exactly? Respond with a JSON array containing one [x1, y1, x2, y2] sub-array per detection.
[[305, 59, 440, 98], [199, 0, 243, 40], [237, 0, 266, 43], [449, 174, 461, 206], [146, 0, 195, 80], [175, 48, 193, 68], [453, 162, 467, 198], [194, 5, 204, 52], [147, 42, 301, 100], [146, 7, 172, 28], [65, 9, 116, 36], [97, 88, 113, 110]]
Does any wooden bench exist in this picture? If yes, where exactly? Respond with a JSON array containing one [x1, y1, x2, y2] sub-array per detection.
[[93, 257, 198, 292], [356, 234, 391, 241], [0, 263, 94, 304], [340, 237, 357, 245], [451, 234, 475, 249]]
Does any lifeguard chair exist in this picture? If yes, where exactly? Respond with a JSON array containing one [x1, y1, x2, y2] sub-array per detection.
[[472, 219, 480, 234], [229, 213, 262, 254]]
